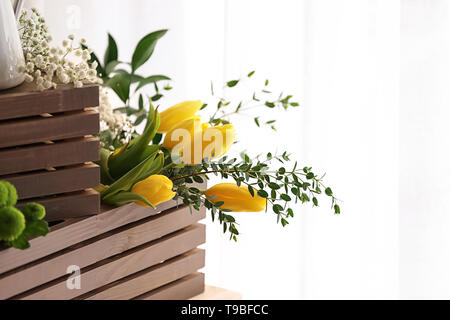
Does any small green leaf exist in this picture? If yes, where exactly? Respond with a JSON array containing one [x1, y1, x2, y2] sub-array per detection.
[[107, 74, 130, 103], [334, 204, 341, 214], [254, 117, 260, 127], [268, 182, 281, 190], [193, 175, 204, 183], [132, 30, 168, 73], [214, 201, 225, 208], [134, 113, 147, 126], [226, 80, 239, 87], [306, 172, 315, 180], [281, 218, 289, 227], [280, 194, 291, 201], [104, 60, 121, 76], [248, 185, 255, 197], [151, 94, 163, 102], [104, 33, 118, 69], [325, 187, 333, 196], [247, 71, 255, 77], [257, 190, 269, 198], [135, 75, 171, 91], [313, 197, 319, 206], [265, 102, 275, 108]]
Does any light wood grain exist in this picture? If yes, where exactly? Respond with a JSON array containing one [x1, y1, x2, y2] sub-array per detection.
[[0, 185, 206, 275], [191, 286, 243, 300], [83, 249, 205, 300], [0, 208, 205, 299], [135, 272, 205, 300], [0, 110, 99, 148], [0, 137, 99, 175], [16, 226, 205, 300]]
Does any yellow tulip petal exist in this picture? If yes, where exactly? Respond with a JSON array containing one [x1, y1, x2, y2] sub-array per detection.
[[158, 100, 203, 133], [131, 175, 176, 207], [205, 183, 266, 212]]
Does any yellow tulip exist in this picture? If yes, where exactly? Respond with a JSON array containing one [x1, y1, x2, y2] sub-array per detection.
[[162, 118, 235, 164], [158, 100, 203, 133], [205, 183, 267, 212], [131, 175, 176, 207]]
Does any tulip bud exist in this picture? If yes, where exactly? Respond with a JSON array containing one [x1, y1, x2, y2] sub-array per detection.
[[158, 100, 203, 133], [205, 183, 267, 212], [131, 175, 176, 207]]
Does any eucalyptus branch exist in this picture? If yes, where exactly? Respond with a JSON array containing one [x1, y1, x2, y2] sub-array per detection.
[[168, 152, 340, 240], [206, 71, 300, 130]]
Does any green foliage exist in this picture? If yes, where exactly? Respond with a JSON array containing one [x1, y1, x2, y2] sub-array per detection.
[[166, 153, 340, 240], [100, 150, 164, 207], [0, 181, 49, 250], [131, 29, 168, 73], [0, 181, 18, 208], [0, 207, 25, 242], [107, 102, 160, 178], [86, 31, 171, 131], [206, 71, 300, 131], [22, 203, 46, 221]]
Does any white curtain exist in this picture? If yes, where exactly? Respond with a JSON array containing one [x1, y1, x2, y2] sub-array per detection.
[[27, 0, 450, 299]]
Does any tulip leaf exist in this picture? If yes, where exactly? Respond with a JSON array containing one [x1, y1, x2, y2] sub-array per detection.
[[131, 30, 167, 73], [104, 33, 118, 69], [102, 191, 154, 209], [108, 104, 160, 179], [135, 75, 171, 92], [101, 151, 164, 199], [98, 148, 114, 185]]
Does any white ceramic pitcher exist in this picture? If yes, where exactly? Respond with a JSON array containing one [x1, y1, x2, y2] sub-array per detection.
[[0, 0, 25, 90]]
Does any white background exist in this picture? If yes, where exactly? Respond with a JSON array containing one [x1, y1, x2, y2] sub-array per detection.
[[23, 0, 450, 299]]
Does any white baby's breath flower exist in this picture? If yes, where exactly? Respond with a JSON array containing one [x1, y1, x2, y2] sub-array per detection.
[[19, 8, 98, 91]]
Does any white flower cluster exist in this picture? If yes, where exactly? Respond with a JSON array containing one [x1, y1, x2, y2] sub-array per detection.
[[18, 8, 99, 91], [99, 88, 133, 148]]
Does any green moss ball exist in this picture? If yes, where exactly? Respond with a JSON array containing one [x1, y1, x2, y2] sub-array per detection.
[[22, 202, 46, 221], [0, 207, 26, 241], [0, 181, 18, 208]]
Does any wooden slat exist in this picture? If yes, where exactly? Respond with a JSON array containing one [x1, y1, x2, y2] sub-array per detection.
[[16, 226, 206, 300], [135, 273, 205, 300], [0, 110, 99, 148], [0, 204, 205, 275], [3, 163, 100, 200], [82, 249, 205, 300], [0, 209, 204, 299], [0, 137, 99, 175], [16, 189, 100, 222], [191, 285, 243, 300], [0, 84, 99, 121]]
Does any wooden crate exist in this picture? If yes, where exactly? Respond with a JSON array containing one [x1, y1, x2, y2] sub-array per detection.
[[0, 201, 206, 300], [0, 84, 101, 221]]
